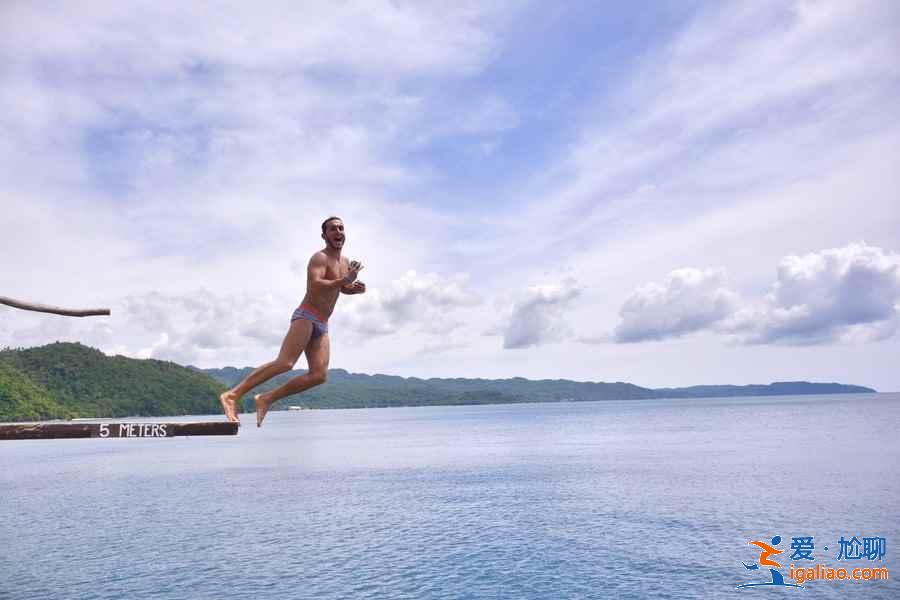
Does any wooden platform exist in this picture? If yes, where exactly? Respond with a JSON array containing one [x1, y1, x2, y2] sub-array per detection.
[[0, 421, 239, 440]]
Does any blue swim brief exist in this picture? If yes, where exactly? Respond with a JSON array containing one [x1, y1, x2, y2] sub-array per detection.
[[291, 304, 328, 340]]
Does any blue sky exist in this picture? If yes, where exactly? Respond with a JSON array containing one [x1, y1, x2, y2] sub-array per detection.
[[1, 1, 899, 391]]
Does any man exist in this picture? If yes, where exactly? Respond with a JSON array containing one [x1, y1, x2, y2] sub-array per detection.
[[219, 216, 365, 427]]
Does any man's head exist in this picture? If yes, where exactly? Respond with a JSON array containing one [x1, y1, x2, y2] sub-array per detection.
[[321, 216, 345, 250]]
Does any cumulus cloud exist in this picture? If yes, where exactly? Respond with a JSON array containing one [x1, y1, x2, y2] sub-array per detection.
[[608, 243, 900, 346], [335, 270, 479, 339], [726, 243, 900, 344], [118, 290, 289, 364], [613, 268, 739, 343], [499, 277, 582, 349]]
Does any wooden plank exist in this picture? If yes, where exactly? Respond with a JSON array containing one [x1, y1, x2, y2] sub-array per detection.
[[0, 421, 239, 440]]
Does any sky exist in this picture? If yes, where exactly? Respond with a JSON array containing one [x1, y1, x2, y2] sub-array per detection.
[[1, 1, 898, 391]]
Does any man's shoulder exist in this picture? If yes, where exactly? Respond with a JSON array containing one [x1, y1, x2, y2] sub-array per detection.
[[309, 250, 328, 264]]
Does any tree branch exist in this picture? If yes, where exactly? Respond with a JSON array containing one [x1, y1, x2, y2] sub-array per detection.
[[0, 296, 111, 317]]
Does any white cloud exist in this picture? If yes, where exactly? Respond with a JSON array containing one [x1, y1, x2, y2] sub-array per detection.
[[613, 268, 739, 343], [726, 243, 900, 344], [335, 270, 480, 340], [500, 277, 582, 349], [118, 290, 289, 364], [607, 244, 900, 346]]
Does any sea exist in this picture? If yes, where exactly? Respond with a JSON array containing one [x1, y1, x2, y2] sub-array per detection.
[[2, 392, 898, 599]]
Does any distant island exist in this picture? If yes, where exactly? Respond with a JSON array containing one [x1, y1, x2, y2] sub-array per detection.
[[0, 342, 877, 422]]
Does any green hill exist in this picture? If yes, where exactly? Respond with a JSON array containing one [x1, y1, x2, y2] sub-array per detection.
[[0, 342, 878, 421], [0, 342, 226, 422], [0, 360, 74, 421]]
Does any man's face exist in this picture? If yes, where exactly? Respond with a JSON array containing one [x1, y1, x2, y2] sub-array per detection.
[[323, 219, 345, 249]]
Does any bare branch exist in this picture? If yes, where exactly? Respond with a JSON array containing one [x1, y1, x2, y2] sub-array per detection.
[[0, 296, 111, 317]]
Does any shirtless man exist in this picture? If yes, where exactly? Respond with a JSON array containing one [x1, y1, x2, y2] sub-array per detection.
[[218, 216, 365, 427]]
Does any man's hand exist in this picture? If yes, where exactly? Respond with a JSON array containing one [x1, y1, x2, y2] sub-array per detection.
[[342, 280, 366, 295], [343, 259, 364, 284]]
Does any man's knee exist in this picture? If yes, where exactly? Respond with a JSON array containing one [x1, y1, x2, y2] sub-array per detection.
[[309, 370, 327, 386], [275, 358, 296, 374]]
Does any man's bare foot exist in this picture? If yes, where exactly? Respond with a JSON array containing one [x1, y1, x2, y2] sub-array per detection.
[[219, 391, 240, 423], [255, 393, 272, 428]]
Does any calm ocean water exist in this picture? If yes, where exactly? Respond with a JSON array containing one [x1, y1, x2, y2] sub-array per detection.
[[2, 393, 898, 599]]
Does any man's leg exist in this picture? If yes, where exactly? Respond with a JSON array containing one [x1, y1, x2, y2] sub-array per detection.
[[254, 332, 330, 427], [218, 318, 313, 422]]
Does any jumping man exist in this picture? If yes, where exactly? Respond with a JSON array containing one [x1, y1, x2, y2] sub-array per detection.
[[218, 216, 365, 427]]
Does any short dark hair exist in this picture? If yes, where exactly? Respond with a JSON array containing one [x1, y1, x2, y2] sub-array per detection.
[[321, 216, 342, 234]]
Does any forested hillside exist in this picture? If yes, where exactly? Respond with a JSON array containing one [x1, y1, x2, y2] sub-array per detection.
[[0, 343, 226, 421]]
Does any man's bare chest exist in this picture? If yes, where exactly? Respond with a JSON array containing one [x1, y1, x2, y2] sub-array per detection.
[[324, 259, 346, 280]]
